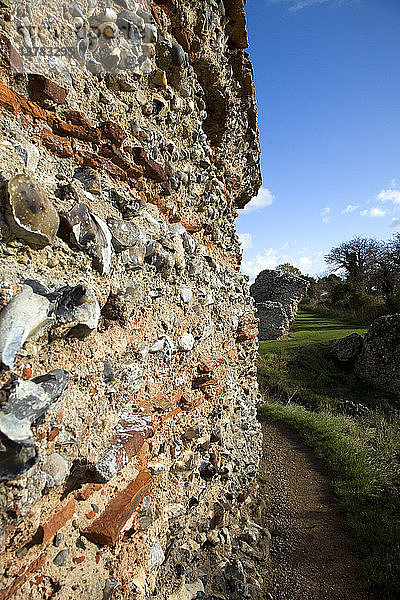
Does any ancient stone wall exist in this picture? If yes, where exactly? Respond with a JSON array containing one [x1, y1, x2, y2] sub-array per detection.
[[0, 1, 264, 598], [250, 269, 309, 340], [327, 315, 400, 395]]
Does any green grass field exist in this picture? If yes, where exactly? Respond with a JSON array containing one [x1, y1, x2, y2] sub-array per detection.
[[257, 310, 397, 411], [260, 310, 368, 351], [258, 310, 400, 598]]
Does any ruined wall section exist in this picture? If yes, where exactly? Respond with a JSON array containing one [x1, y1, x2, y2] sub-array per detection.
[[251, 270, 309, 340], [0, 1, 263, 599]]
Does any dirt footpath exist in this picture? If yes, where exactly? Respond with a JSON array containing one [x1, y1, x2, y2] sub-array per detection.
[[259, 421, 375, 600]]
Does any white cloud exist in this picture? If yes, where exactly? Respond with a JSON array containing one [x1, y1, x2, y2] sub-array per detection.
[[390, 218, 400, 229], [360, 207, 386, 218], [298, 256, 312, 270], [376, 189, 400, 205], [341, 204, 359, 214], [241, 187, 274, 214], [266, 0, 358, 12], [320, 207, 331, 223], [241, 248, 280, 281], [238, 233, 253, 251], [289, 0, 329, 11], [370, 207, 386, 218], [241, 247, 316, 282]]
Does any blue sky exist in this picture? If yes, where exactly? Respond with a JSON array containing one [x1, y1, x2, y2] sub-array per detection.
[[238, 0, 400, 281]]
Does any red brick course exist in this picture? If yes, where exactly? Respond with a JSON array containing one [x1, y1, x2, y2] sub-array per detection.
[[82, 471, 152, 546], [33, 498, 75, 545], [0, 554, 45, 600], [0, 34, 24, 74]]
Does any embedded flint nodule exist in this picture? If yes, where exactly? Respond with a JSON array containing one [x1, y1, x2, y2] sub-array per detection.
[[0, 369, 69, 481], [6, 174, 59, 247]]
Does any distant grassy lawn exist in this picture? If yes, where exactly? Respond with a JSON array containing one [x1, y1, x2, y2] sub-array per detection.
[[258, 310, 400, 597], [260, 310, 367, 351], [257, 310, 397, 411]]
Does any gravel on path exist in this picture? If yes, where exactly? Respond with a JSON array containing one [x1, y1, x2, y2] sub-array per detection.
[[259, 421, 375, 600]]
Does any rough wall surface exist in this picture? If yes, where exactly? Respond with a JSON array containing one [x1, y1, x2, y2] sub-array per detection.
[[353, 314, 400, 394], [250, 270, 309, 340], [0, 1, 264, 598]]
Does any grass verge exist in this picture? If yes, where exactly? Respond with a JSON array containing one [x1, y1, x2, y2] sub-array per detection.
[[258, 311, 398, 411], [258, 401, 400, 599]]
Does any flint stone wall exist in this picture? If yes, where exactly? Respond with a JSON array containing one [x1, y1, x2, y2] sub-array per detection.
[[250, 269, 309, 340], [0, 1, 264, 599], [325, 315, 400, 395], [354, 314, 400, 394], [325, 333, 364, 373]]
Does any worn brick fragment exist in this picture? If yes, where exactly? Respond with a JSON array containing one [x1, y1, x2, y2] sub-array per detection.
[[33, 498, 75, 545], [38, 130, 72, 158], [0, 33, 24, 73], [52, 118, 101, 144], [182, 220, 202, 233], [75, 483, 103, 501], [131, 147, 168, 183], [0, 553, 45, 600], [172, 27, 190, 52], [28, 74, 69, 105], [71, 415, 153, 485], [236, 325, 258, 343], [0, 80, 48, 121], [73, 556, 85, 564], [82, 470, 152, 546], [47, 427, 61, 441], [98, 144, 143, 179], [98, 121, 127, 147], [192, 375, 218, 389], [63, 110, 95, 128]]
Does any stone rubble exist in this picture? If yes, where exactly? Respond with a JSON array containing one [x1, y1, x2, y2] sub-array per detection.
[[0, 0, 266, 598], [327, 314, 400, 395]]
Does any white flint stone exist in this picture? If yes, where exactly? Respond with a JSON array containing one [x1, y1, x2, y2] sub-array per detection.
[[42, 453, 69, 486], [169, 579, 205, 600], [180, 286, 193, 304], [140, 58, 152, 73], [149, 335, 175, 355], [178, 333, 195, 352], [169, 222, 186, 236], [163, 503, 185, 519], [0, 285, 52, 369], [143, 23, 157, 43], [91, 214, 113, 275], [141, 43, 155, 58], [95, 8, 117, 23], [118, 363, 144, 393], [148, 540, 165, 571]]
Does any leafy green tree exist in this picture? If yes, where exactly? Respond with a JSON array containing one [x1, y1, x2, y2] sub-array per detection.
[[324, 236, 381, 292], [276, 263, 302, 277], [375, 234, 400, 311]]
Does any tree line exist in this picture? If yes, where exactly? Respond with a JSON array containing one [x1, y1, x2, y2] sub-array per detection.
[[282, 234, 400, 321]]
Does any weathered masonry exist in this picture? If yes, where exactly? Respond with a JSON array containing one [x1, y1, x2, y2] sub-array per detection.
[[0, 1, 263, 598], [251, 269, 309, 340]]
